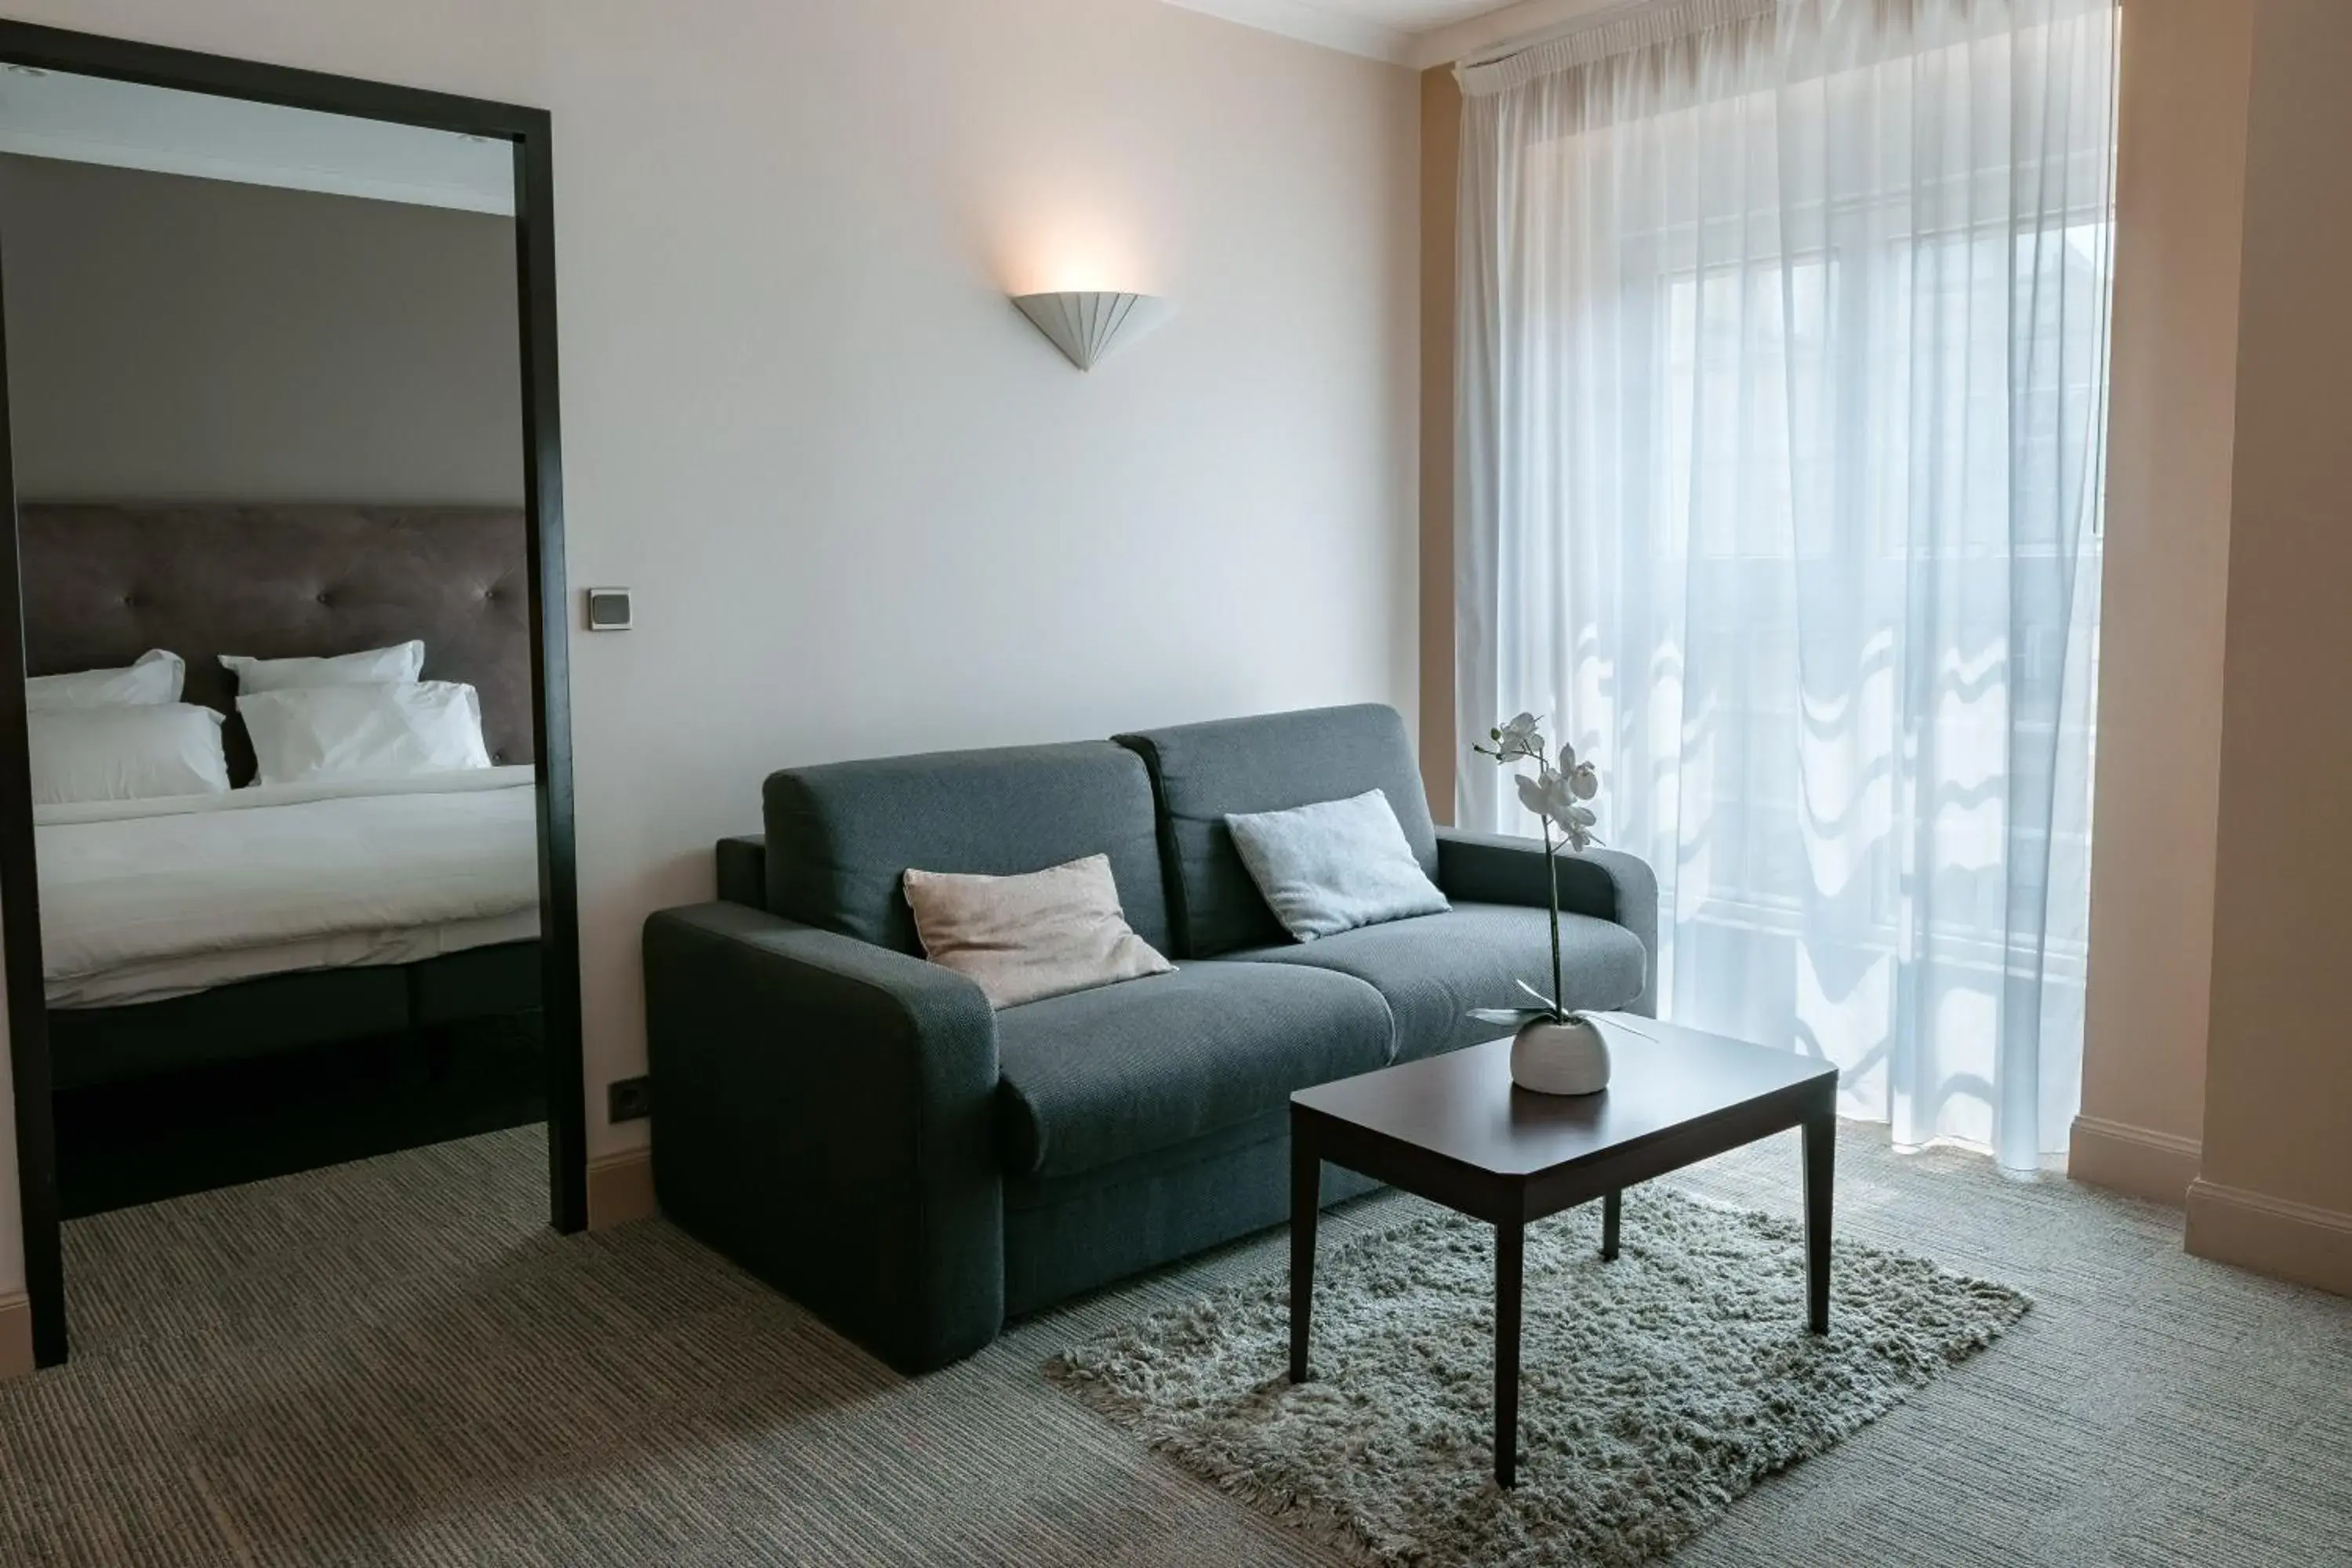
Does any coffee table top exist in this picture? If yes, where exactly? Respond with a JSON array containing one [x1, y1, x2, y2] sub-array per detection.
[[1290, 1015, 1835, 1179]]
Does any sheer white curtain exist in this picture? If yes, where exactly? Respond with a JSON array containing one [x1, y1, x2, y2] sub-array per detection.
[[1454, 0, 2117, 1172]]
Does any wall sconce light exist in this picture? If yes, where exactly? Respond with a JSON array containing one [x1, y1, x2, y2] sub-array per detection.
[[1011, 291, 1171, 372]]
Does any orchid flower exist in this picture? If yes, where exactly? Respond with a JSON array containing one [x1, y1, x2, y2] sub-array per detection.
[[1468, 713, 1609, 1027], [1478, 712, 1548, 768]]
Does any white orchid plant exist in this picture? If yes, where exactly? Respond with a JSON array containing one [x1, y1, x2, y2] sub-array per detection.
[[1470, 712, 1606, 1032]]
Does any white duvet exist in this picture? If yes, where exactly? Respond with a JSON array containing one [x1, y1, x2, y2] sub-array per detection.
[[36, 765, 541, 1008]]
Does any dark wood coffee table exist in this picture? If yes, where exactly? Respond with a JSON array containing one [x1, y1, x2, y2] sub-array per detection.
[[1288, 1016, 1838, 1488]]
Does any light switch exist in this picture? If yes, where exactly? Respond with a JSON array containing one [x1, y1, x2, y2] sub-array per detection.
[[583, 588, 632, 631]]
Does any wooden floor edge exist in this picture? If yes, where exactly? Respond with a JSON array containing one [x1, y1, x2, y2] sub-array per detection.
[[586, 1146, 655, 1230]]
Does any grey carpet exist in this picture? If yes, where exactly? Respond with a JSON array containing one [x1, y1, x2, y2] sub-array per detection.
[[0, 1122, 2343, 1566], [1047, 1188, 2030, 1568]]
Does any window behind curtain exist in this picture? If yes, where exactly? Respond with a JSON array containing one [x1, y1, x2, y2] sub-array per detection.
[[1457, 0, 2118, 1168]]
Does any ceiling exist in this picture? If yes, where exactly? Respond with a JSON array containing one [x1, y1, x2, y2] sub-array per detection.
[[0, 64, 514, 215], [1298, 0, 1516, 26], [1157, 0, 1620, 67]]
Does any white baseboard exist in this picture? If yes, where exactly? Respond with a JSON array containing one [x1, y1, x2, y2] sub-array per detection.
[[0, 1291, 31, 1381], [2186, 1178, 2352, 1297], [586, 1146, 656, 1230], [2068, 1114, 2201, 1204]]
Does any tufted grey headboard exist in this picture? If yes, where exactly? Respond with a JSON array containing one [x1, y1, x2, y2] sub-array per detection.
[[17, 503, 534, 782]]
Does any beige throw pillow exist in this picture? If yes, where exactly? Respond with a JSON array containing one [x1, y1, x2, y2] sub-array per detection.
[[903, 854, 1173, 1009]]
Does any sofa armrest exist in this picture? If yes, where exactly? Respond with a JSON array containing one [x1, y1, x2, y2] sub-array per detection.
[[643, 901, 1004, 1372], [714, 834, 768, 909], [1436, 829, 1661, 1017]]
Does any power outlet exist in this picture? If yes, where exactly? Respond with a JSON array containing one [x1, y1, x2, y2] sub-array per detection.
[[608, 1075, 652, 1123]]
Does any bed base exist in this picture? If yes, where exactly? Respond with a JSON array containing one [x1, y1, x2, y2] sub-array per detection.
[[48, 939, 543, 1091]]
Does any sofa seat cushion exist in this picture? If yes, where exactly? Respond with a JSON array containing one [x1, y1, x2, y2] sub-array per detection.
[[994, 960, 1392, 1179], [1232, 902, 1647, 1063]]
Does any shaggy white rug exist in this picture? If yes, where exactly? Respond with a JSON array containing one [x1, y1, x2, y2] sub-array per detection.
[[1047, 1185, 2029, 1568]]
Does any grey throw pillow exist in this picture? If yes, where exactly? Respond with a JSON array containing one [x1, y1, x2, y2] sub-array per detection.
[[1225, 789, 1450, 942], [903, 853, 1173, 1008]]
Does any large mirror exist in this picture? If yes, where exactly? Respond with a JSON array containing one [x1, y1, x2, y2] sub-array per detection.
[[0, 41, 580, 1366]]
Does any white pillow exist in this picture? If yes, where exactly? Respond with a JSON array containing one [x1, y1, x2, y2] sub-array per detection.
[[219, 639, 425, 693], [27, 648, 185, 712], [1225, 788, 1451, 942], [238, 680, 490, 785], [902, 854, 1174, 1009], [29, 702, 230, 804]]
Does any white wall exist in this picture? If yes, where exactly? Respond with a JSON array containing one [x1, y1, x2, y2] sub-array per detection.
[[0, 0, 1419, 1291]]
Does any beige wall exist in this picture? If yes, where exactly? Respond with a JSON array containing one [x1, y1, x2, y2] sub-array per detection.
[[0, 155, 523, 504], [2074, 0, 2352, 1295], [0, 0, 1420, 1300], [2070, 0, 2252, 1202], [2183, 0, 2352, 1294]]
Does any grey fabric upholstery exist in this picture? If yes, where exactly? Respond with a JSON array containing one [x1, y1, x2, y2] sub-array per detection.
[[1436, 831, 1661, 1016], [715, 835, 768, 909], [19, 503, 534, 780], [994, 961, 1391, 1178], [644, 902, 1004, 1374], [1232, 902, 1648, 1062], [763, 742, 1169, 956], [1003, 1112, 1381, 1318], [644, 708, 1666, 1374], [1116, 704, 1438, 958]]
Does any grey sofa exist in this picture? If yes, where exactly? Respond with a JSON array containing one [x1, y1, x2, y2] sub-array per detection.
[[642, 704, 1657, 1373]]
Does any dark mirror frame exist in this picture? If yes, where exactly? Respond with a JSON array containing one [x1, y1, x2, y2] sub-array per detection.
[[0, 20, 586, 1368]]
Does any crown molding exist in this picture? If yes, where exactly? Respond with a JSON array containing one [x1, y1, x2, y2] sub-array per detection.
[[0, 66, 513, 214], [1407, 0, 1629, 69], [1156, 0, 1417, 65]]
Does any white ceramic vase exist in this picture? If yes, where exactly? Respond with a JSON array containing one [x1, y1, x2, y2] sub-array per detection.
[[1511, 1015, 1610, 1095]]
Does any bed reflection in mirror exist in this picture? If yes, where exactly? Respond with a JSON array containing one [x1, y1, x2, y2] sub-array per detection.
[[1, 73, 545, 1217]]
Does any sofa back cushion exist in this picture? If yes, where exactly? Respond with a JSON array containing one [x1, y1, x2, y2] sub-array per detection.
[[763, 742, 1171, 956], [1115, 704, 1437, 958]]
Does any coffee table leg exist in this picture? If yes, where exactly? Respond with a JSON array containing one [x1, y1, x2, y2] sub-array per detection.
[[1601, 1189, 1621, 1260], [1803, 1111, 1833, 1334], [1495, 1220, 1523, 1488], [1289, 1123, 1318, 1383]]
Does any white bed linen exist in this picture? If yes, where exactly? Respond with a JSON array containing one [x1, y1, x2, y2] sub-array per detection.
[[239, 681, 490, 785], [36, 765, 540, 1008], [29, 702, 230, 806]]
